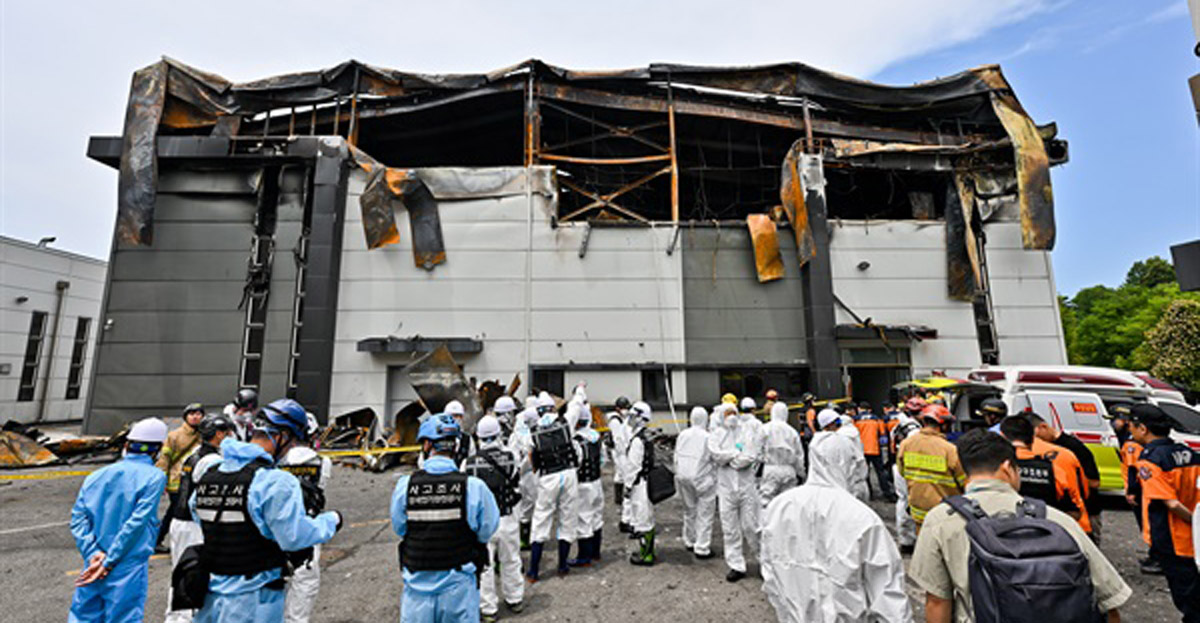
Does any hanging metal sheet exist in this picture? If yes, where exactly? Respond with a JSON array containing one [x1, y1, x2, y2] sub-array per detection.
[[403, 345, 484, 433], [780, 148, 816, 267], [746, 214, 785, 283]]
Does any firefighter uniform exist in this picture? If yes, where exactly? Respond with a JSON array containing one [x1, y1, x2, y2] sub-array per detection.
[[1138, 437, 1200, 621], [896, 429, 965, 527]]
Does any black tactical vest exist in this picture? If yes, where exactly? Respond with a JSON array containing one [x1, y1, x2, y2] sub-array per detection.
[[577, 436, 602, 483], [194, 459, 288, 577], [465, 447, 520, 516], [171, 443, 220, 521], [634, 429, 655, 480], [279, 461, 326, 517], [399, 470, 481, 572], [454, 431, 472, 467], [1016, 454, 1062, 510], [532, 419, 577, 475]]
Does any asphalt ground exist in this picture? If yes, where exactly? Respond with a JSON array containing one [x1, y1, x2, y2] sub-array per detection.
[[0, 461, 1180, 622]]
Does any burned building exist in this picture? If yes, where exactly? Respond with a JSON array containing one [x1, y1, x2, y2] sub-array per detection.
[[83, 58, 1069, 432]]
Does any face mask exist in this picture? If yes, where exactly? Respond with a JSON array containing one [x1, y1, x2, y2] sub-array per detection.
[[725, 415, 739, 428]]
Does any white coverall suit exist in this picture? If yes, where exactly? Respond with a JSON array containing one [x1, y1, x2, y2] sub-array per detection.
[[759, 440, 912, 623], [530, 414, 581, 544], [836, 416, 871, 502], [708, 410, 762, 573], [573, 410, 605, 540], [807, 430, 862, 494], [889, 414, 920, 548], [607, 412, 633, 527], [674, 407, 716, 556], [475, 440, 525, 616], [624, 422, 655, 535], [279, 446, 332, 623], [759, 403, 805, 509], [509, 410, 539, 525], [165, 451, 221, 623]]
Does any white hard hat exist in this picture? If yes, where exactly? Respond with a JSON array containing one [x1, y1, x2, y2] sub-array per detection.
[[817, 409, 841, 429], [128, 417, 168, 444], [444, 400, 466, 417], [740, 397, 757, 411], [631, 401, 652, 420], [524, 396, 538, 409], [477, 415, 501, 439], [306, 412, 319, 437], [494, 396, 517, 414], [537, 394, 556, 409]]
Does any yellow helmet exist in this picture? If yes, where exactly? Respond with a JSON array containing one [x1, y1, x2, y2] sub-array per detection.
[[721, 393, 738, 405]]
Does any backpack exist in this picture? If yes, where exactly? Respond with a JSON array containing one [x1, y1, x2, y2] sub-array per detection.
[[943, 495, 1097, 623]]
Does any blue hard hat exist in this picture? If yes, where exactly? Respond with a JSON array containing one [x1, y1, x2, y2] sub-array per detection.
[[418, 413, 460, 442], [261, 398, 309, 438]]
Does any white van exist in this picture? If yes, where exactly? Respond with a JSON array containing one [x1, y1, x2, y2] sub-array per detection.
[[967, 365, 1187, 403]]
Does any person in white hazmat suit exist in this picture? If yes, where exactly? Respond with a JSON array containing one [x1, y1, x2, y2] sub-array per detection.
[[510, 407, 540, 550], [464, 415, 526, 622], [889, 411, 922, 553], [525, 402, 581, 580], [165, 413, 234, 623], [569, 400, 605, 566], [760, 423, 912, 623], [759, 402, 805, 509], [491, 395, 519, 440], [836, 414, 871, 502], [807, 410, 864, 493], [709, 402, 763, 581], [607, 397, 635, 534], [625, 401, 658, 565], [279, 413, 333, 623], [675, 406, 717, 558]]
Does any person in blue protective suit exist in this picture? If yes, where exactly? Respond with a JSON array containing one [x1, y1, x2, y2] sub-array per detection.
[[392, 413, 500, 623], [70, 417, 170, 623], [190, 398, 343, 623]]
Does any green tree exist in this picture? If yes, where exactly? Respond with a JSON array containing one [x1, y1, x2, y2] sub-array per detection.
[[1125, 256, 1176, 289], [1141, 300, 1200, 389]]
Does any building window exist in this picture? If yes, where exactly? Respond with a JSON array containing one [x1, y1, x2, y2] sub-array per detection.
[[17, 311, 48, 402], [65, 317, 91, 400], [641, 369, 673, 407], [531, 369, 564, 399]]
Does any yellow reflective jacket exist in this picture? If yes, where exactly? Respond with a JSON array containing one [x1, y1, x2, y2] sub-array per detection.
[[897, 428, 965, 525]]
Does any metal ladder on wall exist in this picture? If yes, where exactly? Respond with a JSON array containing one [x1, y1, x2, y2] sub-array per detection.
[[972, 232, 1000, 365], [238, 167, 281, 392]]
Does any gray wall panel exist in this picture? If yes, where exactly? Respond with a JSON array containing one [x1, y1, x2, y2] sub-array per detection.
[[681, 228, 807, 366]]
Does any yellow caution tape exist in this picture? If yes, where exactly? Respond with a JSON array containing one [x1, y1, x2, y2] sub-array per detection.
[[318, 445, 422, 458], [0, 469, 95, 481]]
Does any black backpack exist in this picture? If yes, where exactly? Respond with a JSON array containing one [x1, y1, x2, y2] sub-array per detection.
[[943, 495, 1098, 623]]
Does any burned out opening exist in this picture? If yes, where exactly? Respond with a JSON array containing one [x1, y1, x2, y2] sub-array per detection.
[[823, 167, 953, 221]]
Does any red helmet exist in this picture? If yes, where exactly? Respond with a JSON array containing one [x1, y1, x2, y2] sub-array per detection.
[[904, 397, 927, 414], [920, 404, 953, 425], [766, 389, 779, 400]]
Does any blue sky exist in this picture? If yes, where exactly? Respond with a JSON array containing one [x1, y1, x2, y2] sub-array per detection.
[[1, 0, 1195, 296], [876, 1, 1199, 294]]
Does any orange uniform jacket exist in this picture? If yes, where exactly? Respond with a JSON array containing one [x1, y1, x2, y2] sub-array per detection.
[[1031, 437, 1091, 533], [854, 416, 887, 456], [1137, 437, 1200, 557]]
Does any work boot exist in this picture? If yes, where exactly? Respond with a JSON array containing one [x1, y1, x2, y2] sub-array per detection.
[[629, 529, 656, 566], [525, 542, 543, 582], [482, 613, 498, 623], [519, 522, 531, 551], [508, 601, 525, 614], [557, 540, 572, 575], [618, 521, 632, 534], [592, 530, 603, 561], [725, 569, 746, 582], [1140, 556, 1164, 575], [568, 537, 592, 567]]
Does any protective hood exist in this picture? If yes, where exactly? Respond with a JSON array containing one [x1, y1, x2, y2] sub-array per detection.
[[572, 383, 588, 404], [807, 432, 852, 491], [564, 403, 582, 430], [769, 402, 788, 423], [690, 406, 709, 428], [219, 437, 273, 465]]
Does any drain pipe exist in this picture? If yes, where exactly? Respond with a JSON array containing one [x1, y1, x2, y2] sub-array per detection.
[[36, 280, 69, 423]]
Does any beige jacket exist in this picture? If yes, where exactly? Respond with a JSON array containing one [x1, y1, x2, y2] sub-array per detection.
[[156, 422, 200, 492]]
